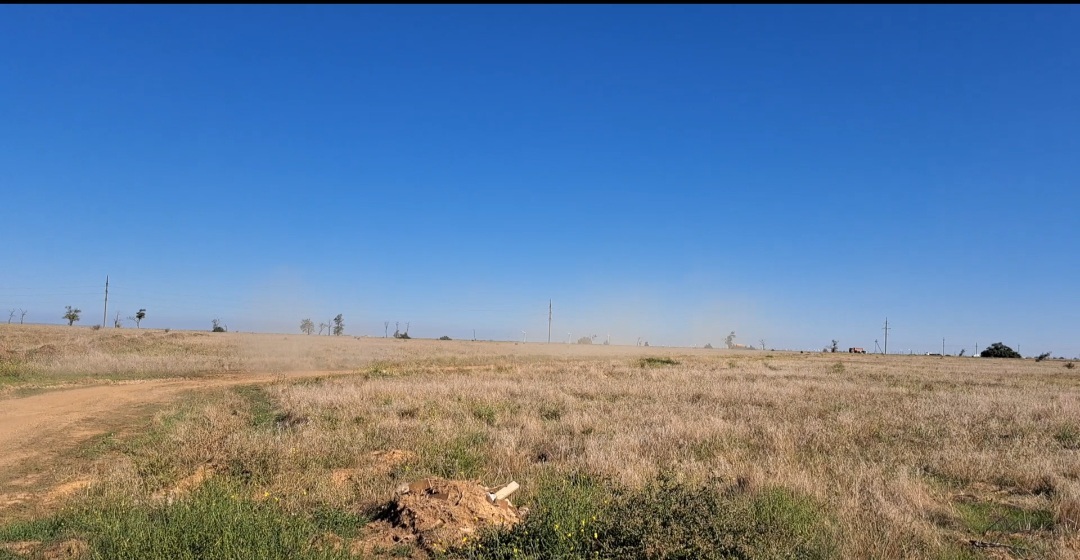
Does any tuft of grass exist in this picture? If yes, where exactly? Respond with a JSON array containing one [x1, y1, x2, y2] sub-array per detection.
[[638, 357, 679, 368], [1054, 424, 1080, 450], [472, 403, 497, 426], [955, 501, 1055, 534], [423, 432, 490, 479], [539, 403, 564, 421]]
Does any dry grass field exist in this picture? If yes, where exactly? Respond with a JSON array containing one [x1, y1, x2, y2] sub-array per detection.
[[1, 324, 1078, 559]]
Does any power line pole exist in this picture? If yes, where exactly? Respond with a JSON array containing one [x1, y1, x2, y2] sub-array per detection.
[[882, 317, 890, 355], [547, 299, 552, 344], [942, 337, 945, 357], [102, 275, 109, 328]]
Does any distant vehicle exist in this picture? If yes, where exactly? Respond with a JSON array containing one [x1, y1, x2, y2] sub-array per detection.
[[848, 347, 866, 354]]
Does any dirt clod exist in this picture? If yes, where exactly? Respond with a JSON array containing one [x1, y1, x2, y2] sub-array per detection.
[[367, 478, 523, 554]]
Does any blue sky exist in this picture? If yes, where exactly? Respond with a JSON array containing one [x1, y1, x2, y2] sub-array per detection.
[[2, 5, 1078, 355]]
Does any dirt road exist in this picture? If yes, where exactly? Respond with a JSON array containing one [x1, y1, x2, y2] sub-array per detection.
[[0, 370, 354, 517]]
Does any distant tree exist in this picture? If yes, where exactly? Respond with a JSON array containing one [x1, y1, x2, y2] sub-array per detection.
[[760, 339, 766, 350], [332, 314, 344, 336], [958, 349, 966, 357], [384, 321, 390, 338], [724, 331, 737, 349], [19, 309, 27, 324], [830, 340, 839, 353], [704, 343, 714, 349], [133, 309, 146, 328], [1035, 352, 1052, 362], [439, 335, 451, 341], [114, 311, 123, 328], [318, 323, 327, 336], [643, 341, 649, 347], [300, 318, 315, 335], [7, 309, 14, 324], [63, 306, 81, 326], [577, 336, 593, 345], [981, 342, 1021, 359], [211, 319, 226, 333]]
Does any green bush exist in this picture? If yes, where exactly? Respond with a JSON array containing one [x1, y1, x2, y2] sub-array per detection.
[[980, 342, 1021, 359]]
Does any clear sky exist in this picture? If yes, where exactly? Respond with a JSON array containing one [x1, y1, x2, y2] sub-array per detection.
[[2, 5, 1078, 356]]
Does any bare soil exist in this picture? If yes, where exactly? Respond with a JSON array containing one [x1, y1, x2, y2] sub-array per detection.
[[0, 370, 350, 520]]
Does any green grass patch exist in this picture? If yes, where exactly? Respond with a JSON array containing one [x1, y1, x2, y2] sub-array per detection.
[[956, 501, 1054, 534], [464, 469, 608, 559], [638, 357, 679, 368], [472, 403, 498, 426], [465, 471, 836, 559], [233, 385, 278, 429], [0, 479, 359, 560], [424, 432, 490, 479]]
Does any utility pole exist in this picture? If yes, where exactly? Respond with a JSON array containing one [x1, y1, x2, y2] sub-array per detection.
[[882, 317, 890, 355], [548, 300, 552, 344], [942, 337, 945, 357], [102, 275, 109, 328]]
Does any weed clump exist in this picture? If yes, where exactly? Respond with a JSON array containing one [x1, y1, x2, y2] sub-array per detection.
[[638, 357, 679, 368], [466, 472, 836, 559]]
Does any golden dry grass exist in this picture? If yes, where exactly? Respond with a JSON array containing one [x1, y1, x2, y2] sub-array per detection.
[[4, 325, 1080, 558]]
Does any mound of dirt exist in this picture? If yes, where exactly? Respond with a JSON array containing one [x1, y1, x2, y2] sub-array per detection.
[[368, 478, 524, 554]]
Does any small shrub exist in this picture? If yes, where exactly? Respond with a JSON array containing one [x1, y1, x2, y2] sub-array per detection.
[[1066, 362, 1075, 370], [91, 324, 101, 331], [439, 335, 451, 341], [638, 357, 679, 368]]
